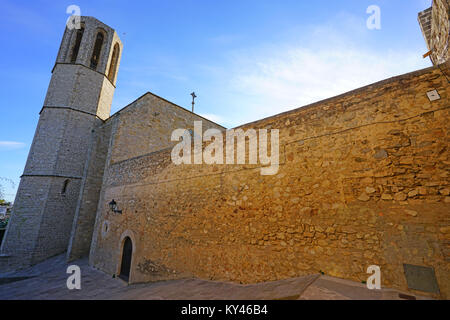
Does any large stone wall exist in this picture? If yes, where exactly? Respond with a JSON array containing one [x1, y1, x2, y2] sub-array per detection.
[[109, 92, 225, 164], [0, 17, 121, 272], [89, 65, 449, 298], [0, 176, 80, 270], [67, 119, 113, 261], [0, 108, 95, 271], [89, 93, 224, 266]]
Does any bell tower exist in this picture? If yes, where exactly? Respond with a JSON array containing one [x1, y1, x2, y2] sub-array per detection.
[[0, 17, 122, 271]]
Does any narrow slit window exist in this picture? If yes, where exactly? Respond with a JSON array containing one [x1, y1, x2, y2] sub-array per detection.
[[90, 32, 104, 70], [61, 179, 70, 195], [107, 43, 120, 82], [70, 27, 84, 63]]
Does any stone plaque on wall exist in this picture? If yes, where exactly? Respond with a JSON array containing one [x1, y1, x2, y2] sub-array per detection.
[[403, 264, 440, 293]]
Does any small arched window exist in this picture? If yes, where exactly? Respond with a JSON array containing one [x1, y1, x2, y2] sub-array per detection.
[[61, 179, 70, 195], [107, 43, 120, 82], [90, 32, 104, 70], [70, 27, 84, 63]]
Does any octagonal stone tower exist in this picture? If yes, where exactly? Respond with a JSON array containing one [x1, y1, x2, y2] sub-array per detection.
[[0, 17, 122, 271]]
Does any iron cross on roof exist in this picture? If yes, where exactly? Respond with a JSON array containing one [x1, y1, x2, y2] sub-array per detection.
[[191, 92, 197, 113]]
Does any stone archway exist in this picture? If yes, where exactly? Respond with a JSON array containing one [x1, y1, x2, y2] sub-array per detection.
[[119, 237, 132, 281], [117, 230, 137, 283]]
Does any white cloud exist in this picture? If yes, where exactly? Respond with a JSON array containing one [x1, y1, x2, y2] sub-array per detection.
[[0, 141, 26, 150], [212, 23, 432, 126], [230, 47, 430, 115], [420, 0, 433, 8]]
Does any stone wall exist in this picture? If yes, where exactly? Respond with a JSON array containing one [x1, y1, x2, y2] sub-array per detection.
[[109, 92, 225, 164], [419, 0, 450, 66], [418, 7, 433, 50], [89, 93, 224, 267], [67, 119, 113, 261], [89, 65, 450, 298], [56, 16, 123, 87], [0, 16, 121, 272], [430, 0, 450, 65], [0, 108, 96, 271]]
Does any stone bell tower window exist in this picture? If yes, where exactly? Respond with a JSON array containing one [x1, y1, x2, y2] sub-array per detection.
[[90, 32, 104, 70], [70, 27, 84, 63], [107, 43, 120, 82]]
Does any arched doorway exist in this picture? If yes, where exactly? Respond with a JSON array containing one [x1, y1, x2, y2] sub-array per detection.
[[119, 237, 132, 281]]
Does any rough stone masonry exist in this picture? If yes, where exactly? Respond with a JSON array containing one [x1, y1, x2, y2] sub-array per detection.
[[1, 1, 449, 300]]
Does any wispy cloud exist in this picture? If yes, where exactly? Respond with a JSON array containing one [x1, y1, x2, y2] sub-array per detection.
[[201, 17, 432, 127], [419, 0, 433, 8], [0, 141, 26, 150], [229, 46, 429, 115]]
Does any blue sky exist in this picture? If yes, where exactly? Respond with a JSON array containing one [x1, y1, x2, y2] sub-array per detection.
[[0, 0, 433, 201]]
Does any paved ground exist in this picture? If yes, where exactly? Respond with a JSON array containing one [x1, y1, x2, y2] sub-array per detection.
[[0, 254, 431, 300]]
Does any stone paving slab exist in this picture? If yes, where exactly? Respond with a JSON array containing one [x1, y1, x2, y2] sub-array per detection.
[[298, 275, 431, 300], [0, 254, 433, 300]]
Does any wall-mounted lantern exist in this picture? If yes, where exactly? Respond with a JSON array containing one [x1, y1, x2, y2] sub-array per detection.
[[108, 199, 122, 214]]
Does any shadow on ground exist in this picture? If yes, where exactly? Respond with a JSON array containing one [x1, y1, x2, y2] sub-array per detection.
[[0, 254, 432, 300]]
